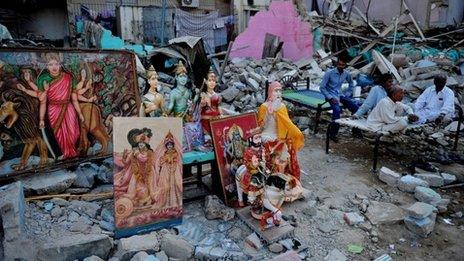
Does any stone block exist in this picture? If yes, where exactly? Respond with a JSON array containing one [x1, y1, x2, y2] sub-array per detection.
[[22, 170, 76, 195], [0, 182, 36, 260], [84, 256, 105, 261], [406, 202, 437, 219], [404, 213, 436, 237], [69, 200, 101, 219], [441, 173, 457, 185], [397, 175, 429, 193], [37, 234, 112, 261], [115, 232, 160, 261], [414, 186, 442, 205], [160, 234, 194, 260], [220, 86, 240, 102], [129, 251, 158, 261], [343, 212, 365, 226], [414, 173, 444, 187], [204, 195, 235, 221], [378, 167, 401, 186], [366, 201, 406, 225]]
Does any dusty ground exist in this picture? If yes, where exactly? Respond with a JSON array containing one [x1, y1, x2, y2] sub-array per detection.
[[283, 131, 464, 260]]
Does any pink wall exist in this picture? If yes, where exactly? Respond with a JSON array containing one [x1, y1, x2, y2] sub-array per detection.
[[230, 1, 313, 62]]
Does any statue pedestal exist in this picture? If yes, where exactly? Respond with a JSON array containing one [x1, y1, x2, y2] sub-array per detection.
[[236, 206, 294, 244]]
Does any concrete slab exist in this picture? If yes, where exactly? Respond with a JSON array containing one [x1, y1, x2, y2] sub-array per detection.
[[236, 206, 294, 244]]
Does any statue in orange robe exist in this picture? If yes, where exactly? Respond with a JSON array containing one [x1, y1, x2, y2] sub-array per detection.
[[257, 81, 304, 179]]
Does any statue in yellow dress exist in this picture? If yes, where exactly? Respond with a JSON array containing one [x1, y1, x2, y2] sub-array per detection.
[[257, 81, 304, 180]]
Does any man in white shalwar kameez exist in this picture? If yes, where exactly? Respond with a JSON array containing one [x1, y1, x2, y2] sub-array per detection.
[[367, 87, 419, 133], [414, 75, 455, 125]]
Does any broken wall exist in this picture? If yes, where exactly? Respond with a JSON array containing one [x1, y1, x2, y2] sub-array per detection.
[[230, 0, 313, 62], [313, 0, 464, 29]]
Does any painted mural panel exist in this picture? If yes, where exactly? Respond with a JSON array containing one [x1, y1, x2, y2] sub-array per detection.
[[112, 117, 183, 238], [210, 112, 258, 206], [0, 48, 139, 177]]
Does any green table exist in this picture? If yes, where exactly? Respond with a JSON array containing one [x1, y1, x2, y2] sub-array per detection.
[[182, 150, 220, 201], [283, 89, 334, 133]]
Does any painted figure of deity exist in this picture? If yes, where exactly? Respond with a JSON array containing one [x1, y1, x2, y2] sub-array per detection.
[[114, 128, 156, 213], [17, 53, 85, 159], [153, 131, 183, 209], [141, 65, 165, 117], [224, 124, 247, 177]]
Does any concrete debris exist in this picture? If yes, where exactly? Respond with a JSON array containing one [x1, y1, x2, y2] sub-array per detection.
[[324, 248, 347, 261], [405, 202, 438, 219], [343, 212, 365, 226], [268, 242, 284, 253], [155, 251, 168, 261], [204, 195, 235, 221], [73, 163, 98, 188], [0, 182, 36, 261], [414, 173, 444, 187], [378, 167, 401, 186], [245, 233, 263, 250], [37, 234, 112, 261], [115, 232, 160, 260], [404, 213, 437, 238], [414, 186, 442, 206], [397, 175, 429, 193], [69, 200, 102, 219], [160, 234, 194, 260], [22, 170, 77, 195], [129, 251, 158, 261], [272, 250, 302, 261], [84, 256, 105, 261], [441, 173, 457, 185], [366, 201, 406, 225]]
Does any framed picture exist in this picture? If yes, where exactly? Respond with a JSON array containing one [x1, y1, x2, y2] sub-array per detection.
[[112, 117, 183, 238], [0, 48, 139, 179], [210, 112, 257, 206]]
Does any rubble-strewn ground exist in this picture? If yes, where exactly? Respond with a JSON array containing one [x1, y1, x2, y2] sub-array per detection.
[[15, 129, 463, 260]]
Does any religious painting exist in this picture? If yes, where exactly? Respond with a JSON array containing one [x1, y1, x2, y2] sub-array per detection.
[[210, 112, 258, 206], [0, 48, 139, 178], [112, 117, 183, 238]]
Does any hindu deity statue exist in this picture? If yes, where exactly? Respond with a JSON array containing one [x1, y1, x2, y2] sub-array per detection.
[[166, 61, 192, 119], [257, 81, 304, 180], [200, 68, 223, 135], [141, 65, 165, 117]]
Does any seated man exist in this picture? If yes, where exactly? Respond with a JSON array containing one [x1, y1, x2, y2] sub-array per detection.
[[414, 75, 455, 125], [320, 57, 359, 142], [367, 87, 418, 133], [353, 73, 394, 118]]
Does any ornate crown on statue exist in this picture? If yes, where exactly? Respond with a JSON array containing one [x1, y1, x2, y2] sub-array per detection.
[[147, 65, 157, 79], [175, 61, 187, 75]]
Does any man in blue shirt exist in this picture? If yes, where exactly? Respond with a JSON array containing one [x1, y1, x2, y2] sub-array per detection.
[[352, 74, 394, 118], [320, 57, 359, 142]]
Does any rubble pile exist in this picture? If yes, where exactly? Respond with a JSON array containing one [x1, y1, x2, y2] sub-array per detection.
[[375, 166, 459, 237], [219, 57, 320, 113]]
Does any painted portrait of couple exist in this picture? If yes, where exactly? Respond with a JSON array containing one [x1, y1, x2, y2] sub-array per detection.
[[112, 117, 183, 237]]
